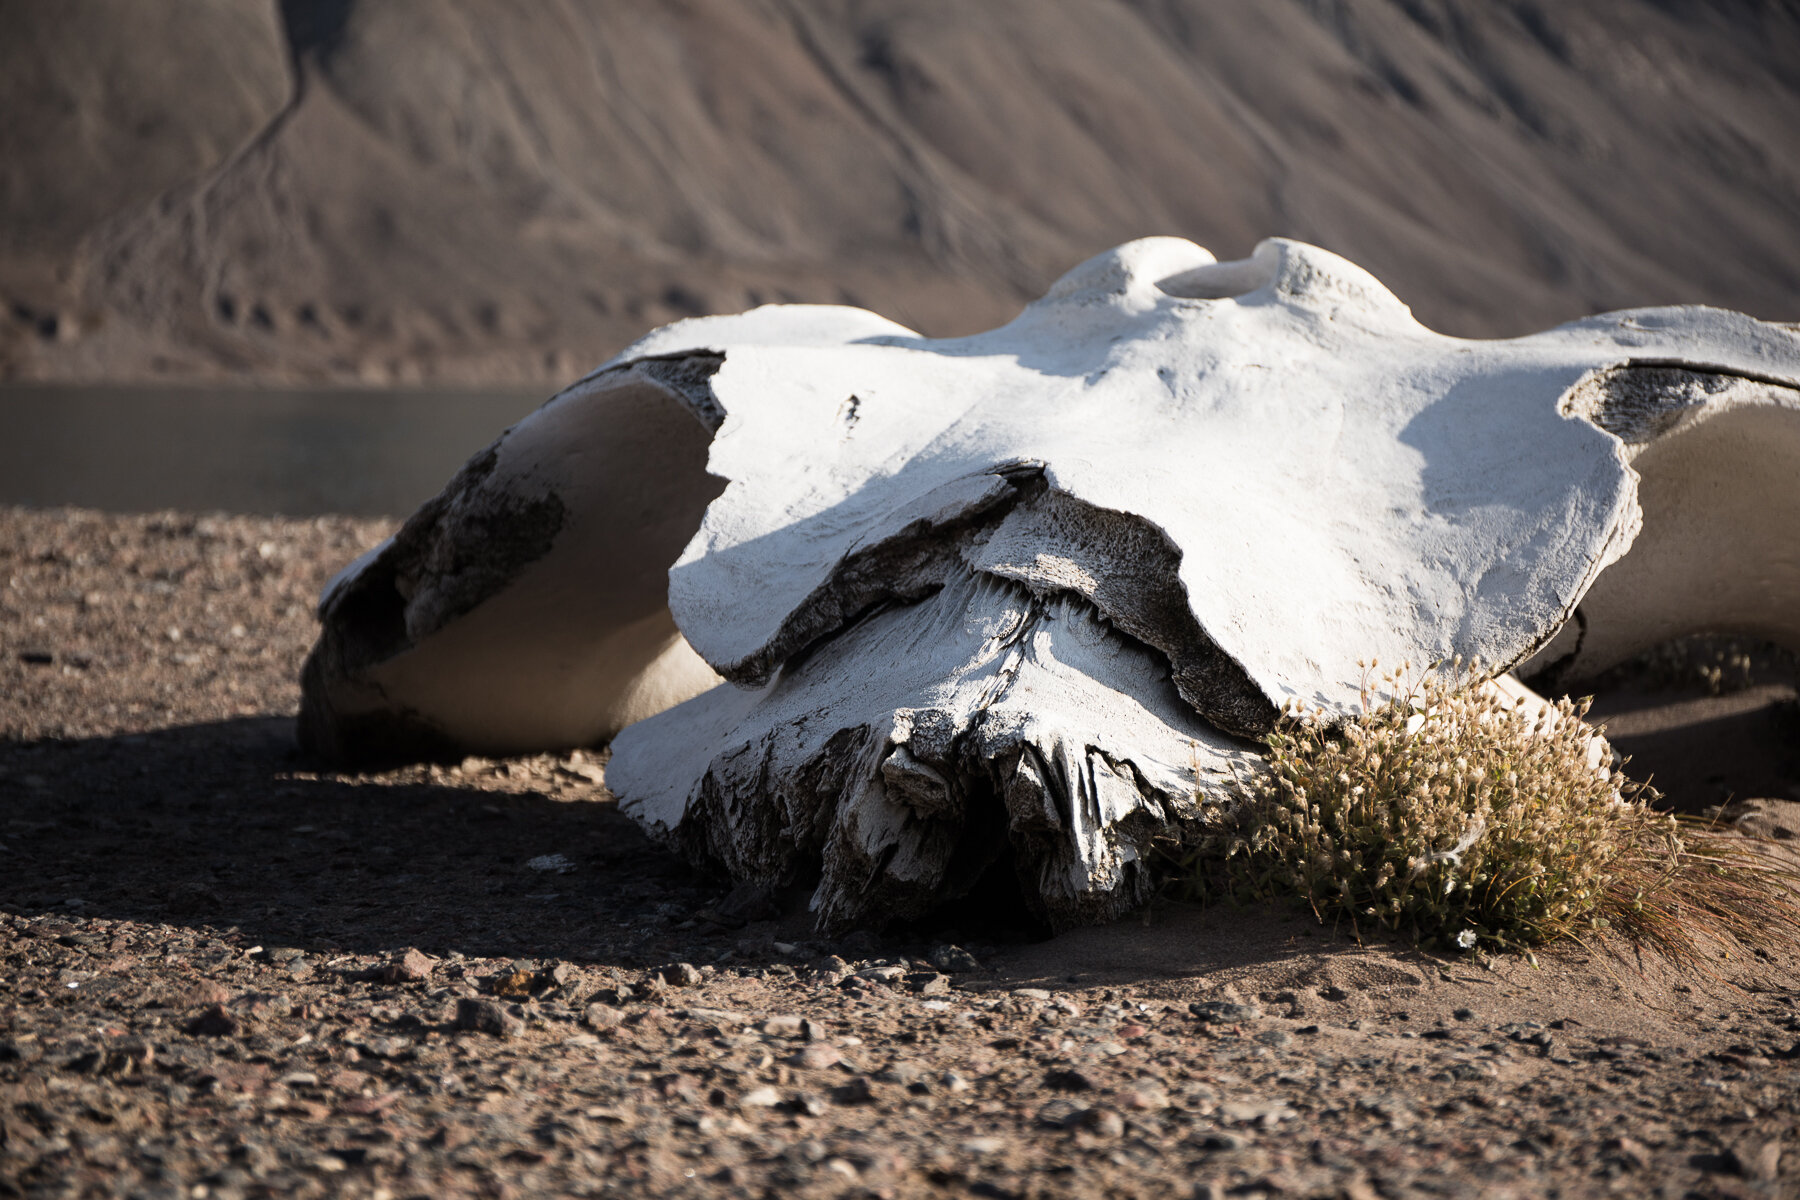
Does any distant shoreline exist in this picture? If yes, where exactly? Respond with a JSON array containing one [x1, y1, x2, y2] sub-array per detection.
[[0, 383, 546, 517]]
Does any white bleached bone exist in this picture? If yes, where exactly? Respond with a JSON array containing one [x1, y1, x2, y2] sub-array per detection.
[[301, 237, 1800, 928], [300, 304, 910, 761], [298, 353, 727, 761], [1519, 365, 1800, 686], [610, 536, 1261, 931]]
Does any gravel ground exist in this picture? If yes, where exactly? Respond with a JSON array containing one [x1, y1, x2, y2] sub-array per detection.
[[2, 505, 1797, 1199]]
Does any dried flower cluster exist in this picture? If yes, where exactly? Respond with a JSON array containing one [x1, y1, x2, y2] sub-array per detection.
[[1208, 660, 1796, 957]]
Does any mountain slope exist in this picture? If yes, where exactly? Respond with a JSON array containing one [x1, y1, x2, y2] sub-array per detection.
[[5, 0, 1798, 384]]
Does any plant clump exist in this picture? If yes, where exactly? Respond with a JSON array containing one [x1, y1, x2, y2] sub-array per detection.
[[1205, 659, 1798, 959]]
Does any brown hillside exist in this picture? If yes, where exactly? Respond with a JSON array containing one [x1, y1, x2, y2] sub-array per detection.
[[4, 0, 1799, 385]]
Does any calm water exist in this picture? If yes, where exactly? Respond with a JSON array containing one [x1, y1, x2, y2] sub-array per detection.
[[0, 384, 549, 516]]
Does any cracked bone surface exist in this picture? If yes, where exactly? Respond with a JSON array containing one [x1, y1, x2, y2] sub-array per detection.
[[301, 237, 1800, 929]]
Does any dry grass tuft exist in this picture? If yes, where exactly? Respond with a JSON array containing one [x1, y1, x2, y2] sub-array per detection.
[[1198, 659, 1800, 961]]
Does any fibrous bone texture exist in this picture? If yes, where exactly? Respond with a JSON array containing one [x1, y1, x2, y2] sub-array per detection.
[[301, 237, 1800, 930]]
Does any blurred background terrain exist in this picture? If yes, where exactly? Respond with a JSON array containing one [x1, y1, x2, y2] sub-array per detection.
[[4, 0, 1799, 389]]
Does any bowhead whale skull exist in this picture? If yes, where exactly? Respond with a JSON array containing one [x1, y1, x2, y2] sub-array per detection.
[[301, 237, 1800, 929]]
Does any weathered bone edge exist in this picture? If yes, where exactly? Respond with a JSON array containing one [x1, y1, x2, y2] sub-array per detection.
[[299, 353, 729, 760], [299, 237, 1800, 929], [1521, 364, 1800, 688], [608, 493, 1266, 933]]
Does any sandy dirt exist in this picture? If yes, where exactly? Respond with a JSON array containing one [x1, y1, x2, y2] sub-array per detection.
[[2, 505, 1798, 1199]]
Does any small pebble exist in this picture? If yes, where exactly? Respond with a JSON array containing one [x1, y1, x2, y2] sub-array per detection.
[[1727, 1139, 1783, 1183], [1190, 1000, 1263, 1023], [1119, 1082, 1169, 1111], [1078, 1106, 1125, 1138], [1602, 1135, 1651, 1171], [583, 1003, 624, 1032], [876, 1060, 923, 1085], [378, 948, 435, 984], [658, 962, 703, 988], [762, 1015, 805, 1037], [454, 998, 522, 1038], [911, 972, 951, 995], [186, 1005, 239, 1037], [930, 945, 981, 973], [788, 1044, 842, 1071], [740, 1086, 782, 1108]]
